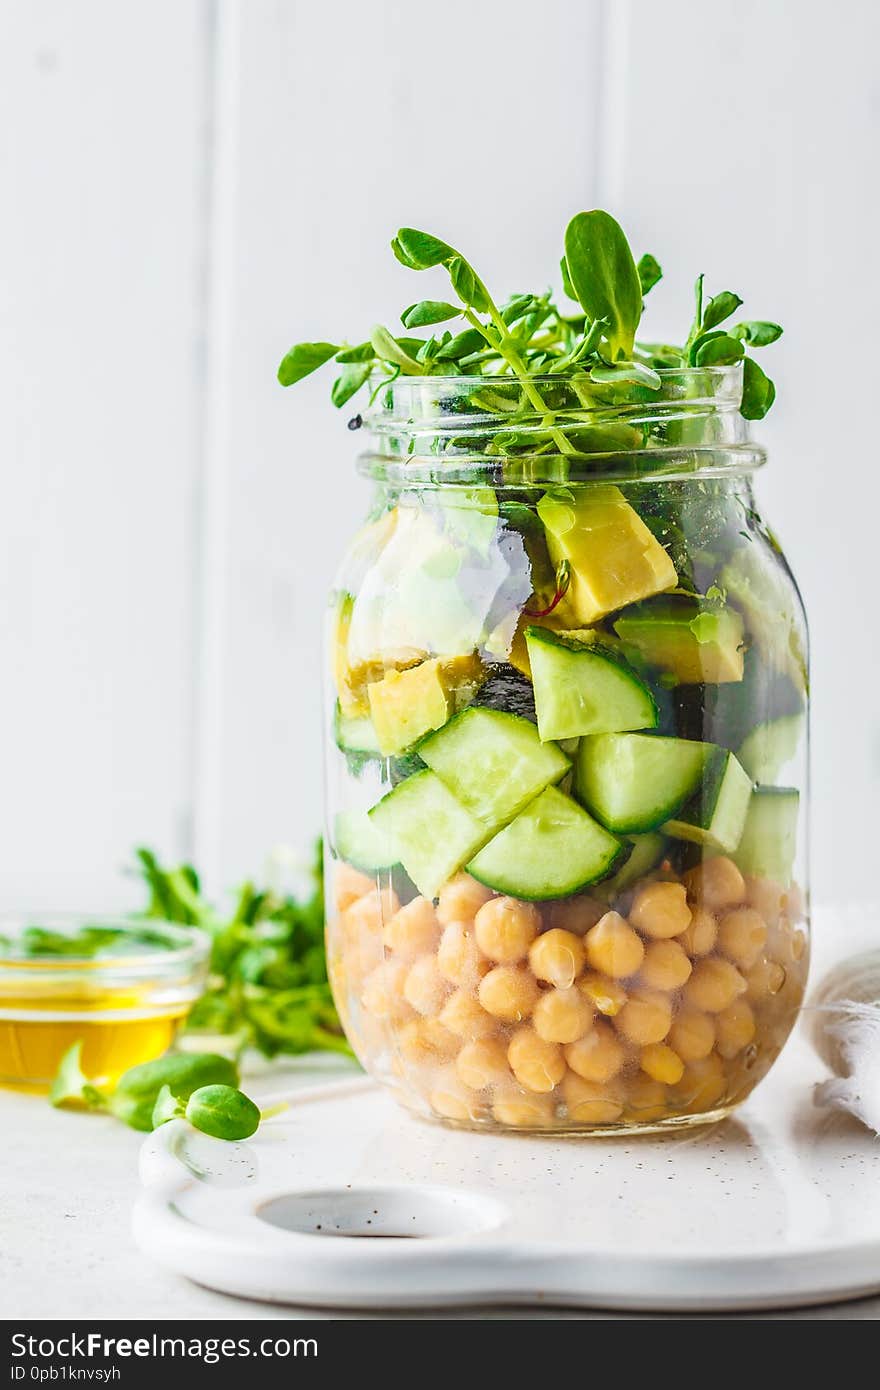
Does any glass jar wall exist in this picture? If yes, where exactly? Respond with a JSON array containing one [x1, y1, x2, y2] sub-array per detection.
[[324, 368, 808, 1134]]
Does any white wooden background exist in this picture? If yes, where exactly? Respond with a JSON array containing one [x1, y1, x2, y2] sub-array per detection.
[[1, 0, 877, 910]]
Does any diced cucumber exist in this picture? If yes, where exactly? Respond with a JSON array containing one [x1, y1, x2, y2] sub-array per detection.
[[597, 832, 668, 898], [738, 713, 805, 783], [467, 786, 624, 900], [334, 703, 381, 758], [574, 733, 709, 834], [613, 595, 745, 684], [663, 749, 753, 853], [333, 810, 397, 873], [525, 626, 658, 742], [367, 770, 489, 900], [734, 786, 800, 886], [418, 707, 570, 831]]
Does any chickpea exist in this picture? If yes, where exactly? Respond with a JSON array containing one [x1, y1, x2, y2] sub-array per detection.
[[788, 928, 808, 962], [403, 956, 450, 1017], [383, 896, 440, 958], [579, 972, 628, 1016], [667, 1009, 715, 1062], [715, 998, 757, 1059], [429, 1064, 485, 1122], [361, 959, 410, 1020], [744, 956, 787, 1002], [745, 876, 785, 929], [528, 928, 586, 988], [683, 856, 746, 911], [474, 896, 540, 963], [478, 965, 539, 1022], [562, 1071, 624, 1124], [640, 1042, 684, 1086], [437, 921, 488, 988], [717, 908, 767, 970], [396, 1016, 459, 1064], [564, 1020, 626, 1082], [508, 1027, 566, 1093], [344, 884, 400, 936], [533, 987, 593, 1044], [439, 988, 497, 1040], [584, 912, 645, 978], [615, 988, 673, 1045], [436, 872, 494, 926], [629, 881, 691, 939], [678, 1052, 727, 1111], [492, 1087, 557, 1128], [335, 862, 375, 912], [456, 1037, 511, 1091], [683, 957, 747, 1013], [639, 939, 693, 992], [624, 1075, 669, 1121], [545, 895, 605, 936], [677, 906, 718, 958]]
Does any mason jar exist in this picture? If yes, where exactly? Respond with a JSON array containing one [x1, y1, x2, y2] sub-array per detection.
[[325, 367, 808, 1134]]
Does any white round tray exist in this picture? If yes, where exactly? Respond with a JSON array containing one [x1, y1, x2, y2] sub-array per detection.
[[133, 1036, 880, 1312]]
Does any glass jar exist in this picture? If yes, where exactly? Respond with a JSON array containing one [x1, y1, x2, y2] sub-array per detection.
[[325, 367, 808, 1134]]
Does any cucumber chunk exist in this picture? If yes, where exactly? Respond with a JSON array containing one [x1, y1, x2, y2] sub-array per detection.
[[467, 786, 624, 900], [574, 733, 709, 834], [334, 704, 381, 758], [525, 626, 658, 742], [367, 770, 489, 900], [738, 713, 805, 782], [333, 809, 397, 873], [597, 832, 668, 898], [663, 749, 753, 852], [734, 786, 800, 886], [613, 595, 745, 684], [418, 707, 570, 831]]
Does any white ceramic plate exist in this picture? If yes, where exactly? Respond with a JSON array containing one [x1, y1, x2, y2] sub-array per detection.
[[133, 1036, 880, 1312]]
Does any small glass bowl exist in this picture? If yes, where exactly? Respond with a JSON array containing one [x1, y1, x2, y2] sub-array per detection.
[[0, 915, 211, 1091]]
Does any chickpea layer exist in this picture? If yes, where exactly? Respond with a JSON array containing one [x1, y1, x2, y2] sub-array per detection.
[[334, 851, 807, 1132]]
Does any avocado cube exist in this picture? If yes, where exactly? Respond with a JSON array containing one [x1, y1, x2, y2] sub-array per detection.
[[537, 486, 676, 625], [614, 595, 745, 684]]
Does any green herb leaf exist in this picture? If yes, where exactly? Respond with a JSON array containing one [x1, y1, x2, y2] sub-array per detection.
[[109, 1053, 239, 1132], [335, 342, 375, 363], [637, 253, 663, 295], [331, 362, 371, 407], [185, 1084, 261, 1141], [400, 300, 461, 329], [590, 361, 662, 390], [448, 256, 489, 312], [277, 341, 340, 387], [560, 256, 577, 301], [368, 325, 423, 374], [435, 327, 488, 362], [694, 332, 745, 367], [151, 1083, 185, 1129], [391, 228, 454, 270], [701, 291, 743, 332], [563, 210, 643, 359], [740, 355, 776, 419], [731, 320, 783, 347]]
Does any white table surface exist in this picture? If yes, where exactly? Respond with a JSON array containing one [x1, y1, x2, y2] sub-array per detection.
[[3, 1048, 879, 1321]]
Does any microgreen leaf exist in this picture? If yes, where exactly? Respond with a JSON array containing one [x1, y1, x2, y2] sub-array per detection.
[[560, 256, 577, 301], [400, 300, 461, 329], [564, 210, 643, 359], [391, 228, 454, 269], [590, 361, 662, 390], [740, 355, 776, 419], [448, 256, 489, 312], [693, 332, 745, 367], [732, 320, 783, 347], [637, 253, 663, 295], [435, 328, 489, 362], [701, 291, 743, 331], [277, 341, 340, 387], [185, 1084, 261, 1141], [151, 1083, 185, 1128], [49, 1042, 106, 1111], [331, 362, 371, 407], [335, 342, 375, 363], [368, 325, 423, 374]]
